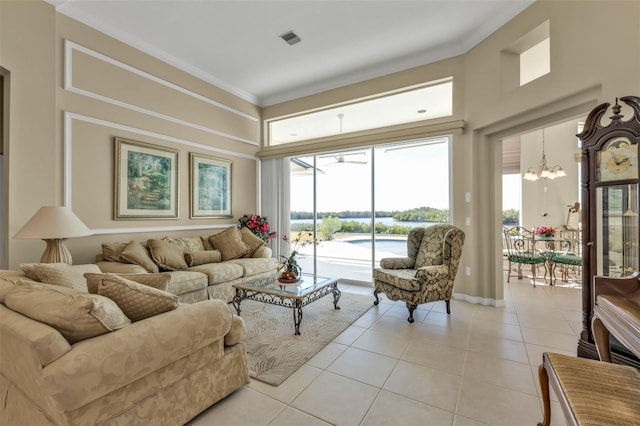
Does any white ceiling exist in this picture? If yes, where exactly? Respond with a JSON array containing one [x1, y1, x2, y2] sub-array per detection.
[[48, 0, 534, 107]]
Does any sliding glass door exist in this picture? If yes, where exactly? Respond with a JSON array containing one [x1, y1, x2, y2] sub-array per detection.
[[289, 137, 450, 284], [373, 139, 450, 267]]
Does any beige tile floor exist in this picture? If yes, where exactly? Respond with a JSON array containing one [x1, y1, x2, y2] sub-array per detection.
[[189, 274, 581, 426]]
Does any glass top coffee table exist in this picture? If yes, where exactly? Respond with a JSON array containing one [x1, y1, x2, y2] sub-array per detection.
[[232, 274, 341, 335]]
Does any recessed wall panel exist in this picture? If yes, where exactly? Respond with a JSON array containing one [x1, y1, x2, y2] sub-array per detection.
[[67, 43, 258, 145]]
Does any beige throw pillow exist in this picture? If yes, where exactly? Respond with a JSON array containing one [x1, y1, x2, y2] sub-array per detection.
[[101, 242, 128, 262], [97, 274, 179, 322], [84, 272, 171, 294], [200, 236, 214, 251], [185, 250, 222, 266], [163, 236, 205, 254], [120, 240, 159, 273], [240, 227, 265, 258], [31, 263, 88, 292], [148, 239, 188, 271], [5, 281, 130, 343], [208, 227, 250, 261], [19, 263, 41, 281]]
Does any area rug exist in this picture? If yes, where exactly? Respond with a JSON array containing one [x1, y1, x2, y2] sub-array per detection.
[[239, 291, 374, 386]]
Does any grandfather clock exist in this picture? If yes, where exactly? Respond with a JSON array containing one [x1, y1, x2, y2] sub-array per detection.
[[577, 96, 640, 364]]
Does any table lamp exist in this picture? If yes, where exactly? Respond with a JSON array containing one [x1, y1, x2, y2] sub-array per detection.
[[14, 206, 92, 264]]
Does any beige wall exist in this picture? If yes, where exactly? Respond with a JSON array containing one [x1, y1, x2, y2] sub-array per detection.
[[262, 0, 640, 304], [1, 0, 262, 268], [520, 121, 581, 231]]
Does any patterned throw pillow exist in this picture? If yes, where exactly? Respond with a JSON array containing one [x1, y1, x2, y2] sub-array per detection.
[[240, 227, 265, 258], [97, 274, 178, 322], [120, 241, 159, 273], [163, 236, 205, 254], [148, 239, 188, 271], [208, 227, 250, 261], [30, 263, 89, 292], [84, 272, 171, 294], [5, 280, 130, 343]]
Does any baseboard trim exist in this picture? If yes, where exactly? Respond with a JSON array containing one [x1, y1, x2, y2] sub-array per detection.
[[453, 292, 505, 307]]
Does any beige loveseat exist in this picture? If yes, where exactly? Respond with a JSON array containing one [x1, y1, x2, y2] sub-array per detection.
[[0, 270, 250, 426], [96, 227, 278, 303]]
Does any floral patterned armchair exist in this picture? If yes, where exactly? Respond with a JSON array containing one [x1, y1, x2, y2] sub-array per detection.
[[373, 224, 465, 323]]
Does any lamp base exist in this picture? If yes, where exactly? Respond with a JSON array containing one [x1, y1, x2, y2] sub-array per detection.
[[41, 238, 72, 264]]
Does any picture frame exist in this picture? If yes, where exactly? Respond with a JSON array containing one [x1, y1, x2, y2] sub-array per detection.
[[114, 137, 179, 219], [190, 153, 232, 218]]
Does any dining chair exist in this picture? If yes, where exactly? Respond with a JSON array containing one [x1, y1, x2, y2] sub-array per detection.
[[545, 226, 582, 284], [503, 226, 547, 287]]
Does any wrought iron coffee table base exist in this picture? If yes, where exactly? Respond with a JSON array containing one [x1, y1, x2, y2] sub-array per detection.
[[232, 281, 341, 335]]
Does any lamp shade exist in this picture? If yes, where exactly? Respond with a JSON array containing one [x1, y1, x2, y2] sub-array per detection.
[[14, 206, 91, 239]]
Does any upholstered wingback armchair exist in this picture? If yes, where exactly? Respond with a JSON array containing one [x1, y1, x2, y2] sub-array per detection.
[[373, 224, 465, 323]]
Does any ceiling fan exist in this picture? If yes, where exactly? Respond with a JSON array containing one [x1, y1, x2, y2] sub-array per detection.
[[319, 152, 368, 166], [318, 114, 368, 166]]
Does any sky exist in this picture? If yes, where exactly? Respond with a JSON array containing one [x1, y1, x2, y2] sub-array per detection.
[[503, 174, 522, 210], [290, 141, 451, 213], [290, 142, 523, 214]]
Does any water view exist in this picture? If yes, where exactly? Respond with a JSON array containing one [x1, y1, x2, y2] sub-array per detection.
[[292, 217, 437, 229], [345, 237, 407, 256]]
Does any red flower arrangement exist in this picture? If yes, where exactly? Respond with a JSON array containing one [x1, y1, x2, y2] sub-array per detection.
[[238, 214, 277, 242], [534, 226, 555, 238]]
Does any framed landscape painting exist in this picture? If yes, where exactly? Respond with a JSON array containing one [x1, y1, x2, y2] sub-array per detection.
[[190, 153, 232, 218], [114, 137, 179, 219]]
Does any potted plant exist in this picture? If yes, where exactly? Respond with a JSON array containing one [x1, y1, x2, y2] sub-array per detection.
[[278, 232, 316, 282]]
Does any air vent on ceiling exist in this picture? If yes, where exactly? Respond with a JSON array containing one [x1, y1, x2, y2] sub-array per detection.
[[280, 31, 302, 46]]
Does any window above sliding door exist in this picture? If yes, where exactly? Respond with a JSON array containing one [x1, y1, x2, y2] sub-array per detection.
[[268, 78, 453, 146]]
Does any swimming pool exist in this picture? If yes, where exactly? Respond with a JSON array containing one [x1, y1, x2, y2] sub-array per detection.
[[345, 238, 407, 256]]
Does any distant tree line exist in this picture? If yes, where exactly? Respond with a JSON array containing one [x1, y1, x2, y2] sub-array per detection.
[[502, 209, 519, 225], [290, 208, 520, 235], [392, 207, 448, 222], [290, 207, 450, 237], [292, 219, 414, 236], [291, 210, 397, 220], [291, 207, 449, 222]]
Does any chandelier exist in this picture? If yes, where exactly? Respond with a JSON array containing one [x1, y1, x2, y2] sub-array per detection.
[[522, 130, 566, 181]]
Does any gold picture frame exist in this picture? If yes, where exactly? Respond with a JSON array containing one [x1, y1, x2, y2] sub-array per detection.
[[114, 137, 179, 219]]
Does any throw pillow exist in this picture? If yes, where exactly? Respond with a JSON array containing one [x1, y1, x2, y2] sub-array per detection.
[[4, 280, 130, 344], [148, 239, 189, 271], [208, 227, 250, 261], [240, 227, 265, 258], [163, 236, 205, 254], [19, 263, 41, 281], [84, 272, 171, 294], [101, 242, 128, 262], [120, 240, 159, 273], [200, 236, 214, 251], [97, 274, 179, 322], [32, 263, 89, 292], [185, 250, 222, 266]]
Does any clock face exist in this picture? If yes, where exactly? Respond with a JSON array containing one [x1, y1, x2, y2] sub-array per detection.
[[598, 137, 638, 182]]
